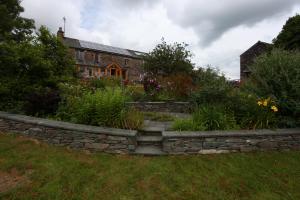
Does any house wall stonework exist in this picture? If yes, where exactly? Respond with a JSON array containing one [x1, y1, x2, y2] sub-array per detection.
[[71, 48, 143, 81]]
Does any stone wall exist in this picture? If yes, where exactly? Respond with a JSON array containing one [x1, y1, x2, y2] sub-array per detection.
[[163, 129, 300, 154], [127, 102, 192, 113], [0, 112, 137, 154], [1, 111, 299, 155]]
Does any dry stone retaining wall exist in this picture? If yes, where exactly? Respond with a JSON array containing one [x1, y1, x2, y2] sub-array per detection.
[[163, 130, 300, 154], [0, 111, 137, 154], [0, 111, 300, 155]]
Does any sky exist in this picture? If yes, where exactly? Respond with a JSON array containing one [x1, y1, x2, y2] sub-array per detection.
[[21, 0, 300, 79]]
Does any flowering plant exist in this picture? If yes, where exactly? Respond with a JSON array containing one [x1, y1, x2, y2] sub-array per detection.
[[143, 76, 162, 99], [241, 97, 279, 129]]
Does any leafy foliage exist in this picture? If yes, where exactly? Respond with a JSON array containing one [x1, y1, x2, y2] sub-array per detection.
[[56, 87, 143, 130], [273, 14, 300, 50], [240, 97, 278, 129], [0, 0, 35, 42], [190, 67, 233, 105], [159, 74, 195, 100], [243, 49, 300, 127], [143, 38, 194, 76], [173, 105, 238, 131], [0, 26, 75, 115]]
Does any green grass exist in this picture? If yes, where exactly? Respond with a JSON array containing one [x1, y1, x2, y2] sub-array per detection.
[[1, 133, 300, 200], [143, 112, 176, 122]]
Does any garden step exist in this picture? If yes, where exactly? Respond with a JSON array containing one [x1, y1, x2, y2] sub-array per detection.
[[137, 136, 163, 146], [134, 145, 166, 156], [138, 129, 162, 136]]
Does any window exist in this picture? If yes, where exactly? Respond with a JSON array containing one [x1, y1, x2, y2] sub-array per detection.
[[79, 66, 85, 73], [125, 59, 129, 66], [88, 68, 93, 77], [76, 50, 85, 61], [95, 53, 101, 64]]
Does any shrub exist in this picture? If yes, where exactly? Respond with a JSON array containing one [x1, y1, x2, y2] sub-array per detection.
[[240, 97, 279, 129], [56, 87, 143, 129], [143, 76, 162, 100], [159, 74, 195, 100], [192, 105, 238, 131], [172, 105, 238, 131], [72, 88, 128, 127], [172, 119, 204, 131], [24, 87, 61, 116], [125, 84, 145, 101], [120, 109, 144, 130], [190, 67, 233, 105], [243, 49, 300, 127]]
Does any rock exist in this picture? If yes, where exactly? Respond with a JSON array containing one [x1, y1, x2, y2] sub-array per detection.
[[85, 143, 109, 150]]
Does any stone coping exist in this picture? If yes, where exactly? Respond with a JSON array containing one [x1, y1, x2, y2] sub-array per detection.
[[163, 129, 300, 138], [0, 111, 137, 137]]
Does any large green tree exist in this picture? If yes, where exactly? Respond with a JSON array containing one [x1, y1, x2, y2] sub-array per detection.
[[0, 0, 75, 115], [143, 39, 194, 76], [273, 14, 300, 50], [0, 0, 35, 42]]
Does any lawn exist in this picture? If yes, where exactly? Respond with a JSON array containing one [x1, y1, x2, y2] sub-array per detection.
[[0, 133, 300, 200]]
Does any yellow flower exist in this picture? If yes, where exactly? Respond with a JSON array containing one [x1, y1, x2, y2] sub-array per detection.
[[263, 99, 268, 107], [257, 101, 263, 106], [271, 105, 278, 112]]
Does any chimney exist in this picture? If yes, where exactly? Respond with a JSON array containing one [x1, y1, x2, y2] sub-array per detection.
[[57, 27, 64, 39]]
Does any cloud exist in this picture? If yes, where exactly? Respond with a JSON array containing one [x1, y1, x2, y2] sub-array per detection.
[[164, 0, 300, 46]]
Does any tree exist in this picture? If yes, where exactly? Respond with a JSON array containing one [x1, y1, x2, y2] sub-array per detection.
[[273, 14, 300, 50], [0, 26, 75, 114], [143, 38, 194, 76], [0, 0, 35, 42]]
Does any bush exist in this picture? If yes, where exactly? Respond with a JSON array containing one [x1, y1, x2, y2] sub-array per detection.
[[56, 87, 143, 129], [24, 87, 61, 116], [240, 97, 279, 129], [243, 49, 300, 127], [172, 105, 238, 131], [125, 84, 145, 101], [143, 76, 162, 100], [192, 105, 238, 131], [159, 74, 195, 100], [190, 67, 233, 105]]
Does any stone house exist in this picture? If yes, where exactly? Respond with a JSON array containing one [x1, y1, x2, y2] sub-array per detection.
[[240, 41, 272, 81], [57, 27, 145, 81]]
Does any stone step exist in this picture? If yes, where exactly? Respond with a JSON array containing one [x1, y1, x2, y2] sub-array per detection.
[[134, 145, 166, 156], [138, 129, 162, 136], [137, 136, 163, 146]]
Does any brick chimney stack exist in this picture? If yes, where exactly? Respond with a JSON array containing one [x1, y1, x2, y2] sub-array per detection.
[[57, 27, 64, 39]]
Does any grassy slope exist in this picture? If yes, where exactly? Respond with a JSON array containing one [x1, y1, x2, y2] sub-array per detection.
[[0, 133, 300, 200]]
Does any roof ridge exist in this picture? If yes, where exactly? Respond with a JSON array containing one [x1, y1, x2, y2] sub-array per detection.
[[64, 36, 145, 54]]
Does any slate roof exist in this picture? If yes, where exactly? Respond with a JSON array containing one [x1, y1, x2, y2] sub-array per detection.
[[63, 37, 145, 58], [240, 41, 272, 57]]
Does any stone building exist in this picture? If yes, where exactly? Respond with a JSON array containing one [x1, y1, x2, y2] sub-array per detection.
[[57, 27, 145, 81], [240, 41, 272, 81]]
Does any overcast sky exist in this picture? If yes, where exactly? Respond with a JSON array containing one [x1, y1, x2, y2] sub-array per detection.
[[21, 0, 300, 79]]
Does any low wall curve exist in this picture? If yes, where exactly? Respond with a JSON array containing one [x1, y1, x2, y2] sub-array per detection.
[[0, 111, 137, 154], [0, 111, 300, 155]]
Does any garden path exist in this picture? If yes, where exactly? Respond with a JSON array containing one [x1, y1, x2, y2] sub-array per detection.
[[134, 112, 191, 156]]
